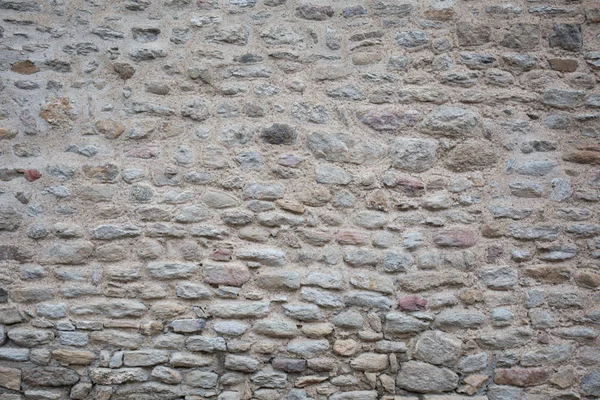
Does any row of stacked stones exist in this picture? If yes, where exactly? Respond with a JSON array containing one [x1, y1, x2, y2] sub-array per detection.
[[1, 0, 600, 399]]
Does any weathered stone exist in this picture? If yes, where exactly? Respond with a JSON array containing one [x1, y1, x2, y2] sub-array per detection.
[[495, 367, 551, 387], [420, 107, 479, 137], [549, 24, 582, 52], [23, 367, 80, 387], [396, 361, 459, 393], [0, 366, 21, 390], [391, 138, 438, 172], [414, 331, 462, 366]]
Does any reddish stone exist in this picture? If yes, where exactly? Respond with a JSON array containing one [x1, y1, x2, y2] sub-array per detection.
[[211, 249, 233, 261], [82, 164, 119, 183], [124, 146, 160, 159], [495, 368, 551, 387], [563, 143, 600, 165], [203, 263, 250, 287], [548, 59, 578, 72], [434, 229, 477, 248], [11, 60, 40, 75], [358, 109, 420, 132], [336, 230, 369, 246], [397, 295, 428, 311], [22, 169, 41, 182], [397, 178, 425, 196]]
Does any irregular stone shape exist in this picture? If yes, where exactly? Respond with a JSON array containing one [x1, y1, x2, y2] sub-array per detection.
[[0, 206, 22, 231], [22, 367, 80, 387], [582, 372, 600, 397], [52, 349, 95, 365], [329, 392, 378, 400], [549, 23, 582, 52], [508, 225, 559, 241], [396, 361, 459, 393], [283, 303, 324, 321], [477, 329, 533, 349], [208, 302, 269, 318], [90, 368, 149, 385], [8, 328, 54, 347], [542, 89, 585, 109], [147, 262, 199, 279], [250, 370, 287, 388], [456, 22, 491, 46], [419, 107, 479, 137], [123, 350, 169, 366], [385, 312, 429, 334], [39, 241, 94, 265], [70, 300, 146, 318], [225, 354, 260, 372], [495, 367, 551, 387], [287, 339, 329, 358], [236, 247, 285, 266], [520, 345, 571, 367], [260, 123, 297, 145], [445, 141, 499, 172], [358, 109, 420, 131], [272, 357, 306, 373], [391, 138, 438, 172], [186, 336, 226, 353], [152, 366, 182, 385], [315, 164, 353, 185], [481, 267, 518, 290], [434, 229, 477, 248], [414, 331, 462, 366], [563, 143, 600, 165], [295, 4, 334, 20], [203, 263, 250, 287], [435, 311, 487, 330], [307, 132, 387, 165], [186, 370, 218, 388], [253, 319, 298, 338], [350, 353, 389, 372], [0, 366, 21, 390]]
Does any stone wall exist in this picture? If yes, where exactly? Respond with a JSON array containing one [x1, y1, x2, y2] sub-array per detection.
[[1, 0, 600, 399]]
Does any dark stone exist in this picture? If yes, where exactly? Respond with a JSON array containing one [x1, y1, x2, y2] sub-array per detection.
[[549, 24, 582, 52], [260, 124, 297, 145], [296, 4, 334, 20]]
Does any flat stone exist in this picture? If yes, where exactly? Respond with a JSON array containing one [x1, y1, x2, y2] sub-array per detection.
[[0, 366, 21, 390], [495, 367, 551, 387], [23, 367, 80, 387], [396, 361, 459, 393]]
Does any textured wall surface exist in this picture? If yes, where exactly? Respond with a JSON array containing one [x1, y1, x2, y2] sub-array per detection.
[[1, 0, 600, 399]]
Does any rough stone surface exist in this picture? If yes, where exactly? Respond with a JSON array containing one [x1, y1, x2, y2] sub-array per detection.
[[0, 2, 598, 399]]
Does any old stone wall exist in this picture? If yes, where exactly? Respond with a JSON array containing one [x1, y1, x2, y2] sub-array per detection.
[[1, 0, 600, 399]]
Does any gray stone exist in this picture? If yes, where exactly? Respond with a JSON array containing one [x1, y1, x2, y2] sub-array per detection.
[[419, 107, 479, 137], [549, 24, 582, 52], [391, 138, 438, 172], [8, 328, 54, 347], [543, 89, 585, 109], [315, 164, 353, 185], [287, 339, 329, 358], [385, 312, 430, 334], [208, 302, 270, 318], [22, 367, 80, 387], [396, 361, 459, 393], [414, 331, 462, 366], [582, 372, 600, 397], [481, 267, 518, 290]]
